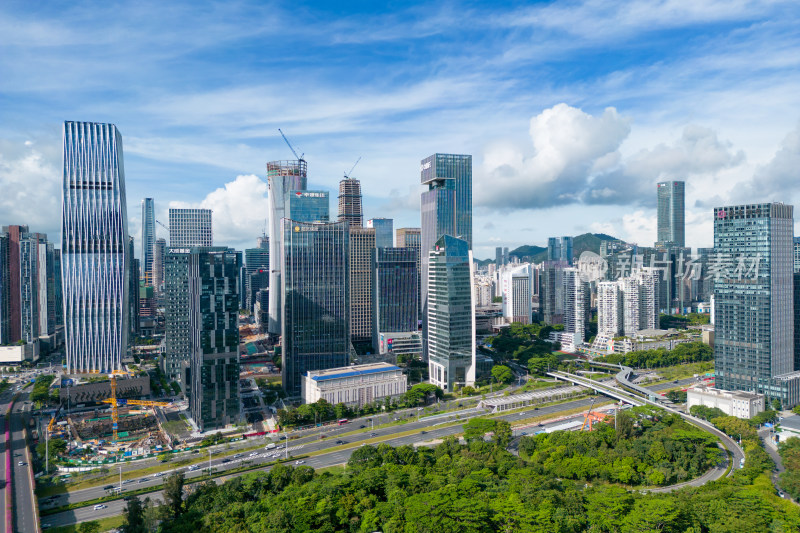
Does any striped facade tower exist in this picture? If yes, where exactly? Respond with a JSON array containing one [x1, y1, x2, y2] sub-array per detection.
[[62, 121, 129, 374]]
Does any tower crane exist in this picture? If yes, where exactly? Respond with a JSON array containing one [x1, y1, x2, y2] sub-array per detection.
[[278, 128, 304, 161], [101, 369, 170, 442], [344, 156, 361, 179], [156, 220, 169, 232]]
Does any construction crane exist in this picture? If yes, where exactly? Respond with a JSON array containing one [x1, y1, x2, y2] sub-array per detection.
[[278, 128, 304, 161], [156, 220, 169, 232], [580, 399, 609, 431], [344, 156, 361, 179], [101, 370, 170, 442], [47, 403, 63, 434]]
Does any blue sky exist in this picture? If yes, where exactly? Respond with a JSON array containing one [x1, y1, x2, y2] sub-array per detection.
[[2, 0, 800, 259]]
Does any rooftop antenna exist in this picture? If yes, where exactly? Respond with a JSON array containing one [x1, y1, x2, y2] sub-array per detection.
[[344, 156, 361, 179], [278, 128, 304, 161]]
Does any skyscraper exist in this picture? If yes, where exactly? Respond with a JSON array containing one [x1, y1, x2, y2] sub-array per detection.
[[563, 268, 589, 346], [714, 202, 800, 406], [420, 153, 472, 359], [350, 227, 376, 350], [656, 181, 685, 248], [0, 233, 9, 344], [367, 218, 394, 248], [282, 220, 349, 397], [168, 208, 212, 247], [187, 247, 242, 432], [267, 159, 307, 335], [597, 281, 623, 335], [338, 177, 363, 227], [141, 198, 156, 285], [153, 238, 166, 293], [495, 247, 503, 267], [128, 236, 139, 339], [547, 238, 561, 262], [62, 121, 129, 374], [427, 235, 475, 392], [560, 236, 574, 264], [397, 227, 422, 318], [373, 247, 419, 350], [164, 247, 190, 381], [244, 244, 269, 313]]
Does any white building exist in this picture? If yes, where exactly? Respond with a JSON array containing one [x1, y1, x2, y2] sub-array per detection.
[[499, 263, 533, 324], [473, 274, 493, 308], [563, 268, 589, 346], [302, 362, 408, 406], [596, 268, 660, 338], [0, 341, 39, 363], [687, 385, 765, 419], [597, 281, 623, 335]]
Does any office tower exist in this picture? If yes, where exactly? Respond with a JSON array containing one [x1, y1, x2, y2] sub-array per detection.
[[244, 244, 269, 312], [563, 268, 589, 345], [368, 218, 394, 248], [128, 237, 140, 339], [257, 235, 268, 249], [540, 261, 567, 325], [795, 273, 800, 372], [187, 248, 242, 431], [427, 235, 475, 392], [495, 247, 503, 266], [267, 159, 307, 335], [153, 238, 166, 293], [397, 227, 422, 316], [597, 281, 623, 335], [164, 247, 191, 380], [500, 263, 533, 324], [350, 227, 376, 350], [714, 203, 800, 406], [168, 208, 212, 247], [62, 122, 129, 373], [503, 247, 509, 265], [53, 249, 63, 328], [420, 154, 472, 359], [141, 198, 156, 285], [547, 238, 561, 262], [139, 284, 156, 318], [338, 177, 363, 227], [656, 181, 685, 248], [373, 247, 419, 351], [560, 236, 574, 264], [9, 229, 55, 342], [794, 237, 800, 274], [0, 233, 8, 344], [282, 220, 349, 397]]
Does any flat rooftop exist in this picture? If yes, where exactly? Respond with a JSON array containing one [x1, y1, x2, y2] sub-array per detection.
[[691, 384, 762, 400], [307, 362, 401, 381]]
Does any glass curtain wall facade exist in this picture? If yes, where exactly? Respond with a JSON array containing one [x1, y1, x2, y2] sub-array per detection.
[[350, 227, 376, 349], [141, 198, 155, 285], [657, 181, 685, 248], [266, 160, 307, 335], [168, 209, 212, 247], [188, 247, 241, 432], [244, 246, 269, 312], [62, 121, 129, 374], [0, 233, 8, 344], [427, 235, 475, 392], [397, 227, 422, 317], [714, 203, 799, 405], [164, 248, 191, 381], [373, 247, 419, 350], [367, 218, 394, 248], [282, 220, 349, 397]]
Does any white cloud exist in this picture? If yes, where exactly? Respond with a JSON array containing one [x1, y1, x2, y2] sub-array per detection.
[[169, 174, 268, 250], [621, 210, 657, 246]]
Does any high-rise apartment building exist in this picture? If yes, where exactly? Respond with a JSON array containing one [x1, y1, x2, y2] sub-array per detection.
[[0, 233, 9, 344], [656, 181, 685, 248], [597, 281, 623, 335], [168, 208, 212, 247], [338, 177, 363, 227], [420, 154, 472, 359], [186, 248, 241, 432], [714, 203, 800, 406], [282, 220, 350, 397], [427, 235, 475, 392], [62, 121, 129, 374], [164, 247, 191, 381], [500, 263, 533, 324], [373, 247, 419, 351], [153, 238, 166, 294], [267, 159, 308, 335], [141, 198, 156, 285], [367, 218, 394, 248], [563, 268, 589, 345], [350, 227, 376, 349], [128, 236, 140, 339]]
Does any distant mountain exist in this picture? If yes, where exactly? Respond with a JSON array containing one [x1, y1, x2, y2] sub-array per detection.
[[506, 233, 622, 264]]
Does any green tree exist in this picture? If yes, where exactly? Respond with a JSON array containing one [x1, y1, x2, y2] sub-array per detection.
[[122, 497, 146, 533], [163, 471, 185, 518], [493, 420, 512, 448], [78, 521, 101, 533], [491, 365, 513, 384], [463, 418, 496, 443], [772, 398, 782, 411]]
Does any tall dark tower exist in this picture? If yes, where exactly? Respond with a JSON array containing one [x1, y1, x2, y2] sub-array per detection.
[[338, 177, 363, 228]]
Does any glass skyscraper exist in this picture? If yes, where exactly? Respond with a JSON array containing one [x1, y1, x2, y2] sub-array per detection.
[[244, 245, 269, 313], [168, 208, 212, 247], [427, 235, 475, 392], [141, 198, 156, 285], [657, 181, 685, 248], [164, 247, 191, 381], [62, 121, 129, 374], [420, 153, 472, 359], [714, 202, 800, 406], [373, 247, 418, 342], [282, 220, 349, 397], [267, 160, 307, 335], [350, 227, 376, 349], [367, 218, 394, 248]]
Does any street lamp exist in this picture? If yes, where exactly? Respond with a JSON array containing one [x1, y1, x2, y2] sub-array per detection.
[[119, 465, 123, 492]]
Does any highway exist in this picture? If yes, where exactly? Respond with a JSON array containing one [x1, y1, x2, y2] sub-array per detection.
[[1, 384, 13, 533], [43, 376, 699, 528], [11, 390, 38, 533]]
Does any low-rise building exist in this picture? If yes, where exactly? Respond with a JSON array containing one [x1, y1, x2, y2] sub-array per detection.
[[302, 362, 407, 406], [0, 340, 39, 363], [687, 384, 764, 419]]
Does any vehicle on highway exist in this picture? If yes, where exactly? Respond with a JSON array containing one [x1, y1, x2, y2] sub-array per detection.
[[295, 460, 305, 465], [249, 452, 259, 457], [338, 418, 349, 425], [123, 496, 133, 501], [265, 442, 276, 450], [94, 504, 107, 510], [138, 478, 149, 483], [103, 485, 114, 490], [123, 479, 135, 484], [17, 461, 25, 466], [335, 440, 344, 445], [188, 465, 200, 471], [359, 425, 366, 429], [222, 458, 231, 463], [233, 453, 242, 458], [370, 432, 378, 437], [779, 491, 786, 498], [154, 472, 164, 477]]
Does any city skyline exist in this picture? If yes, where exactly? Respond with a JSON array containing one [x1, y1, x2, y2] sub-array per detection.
[[2, 2, 800, 259]]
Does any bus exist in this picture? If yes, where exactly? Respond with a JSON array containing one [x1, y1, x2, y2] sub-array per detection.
[[338, 419, 349, 425]]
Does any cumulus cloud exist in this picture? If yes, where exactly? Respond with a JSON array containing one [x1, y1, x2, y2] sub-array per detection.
[[736, 120, 800, 203], [170, 174, 268, 249], [0, 139, 61, 236], [476, 103, 748, 211]]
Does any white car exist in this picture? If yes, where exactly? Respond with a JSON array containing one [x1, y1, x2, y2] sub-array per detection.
[[295, 460, 305, 465], [93, 504, 107, 510], [153, 472, 164, 478], [249, 452, 259, 457]]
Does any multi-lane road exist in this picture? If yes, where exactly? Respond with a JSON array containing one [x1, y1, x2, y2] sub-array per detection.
[[1, 383, 39, 533], [43, 376, 699, 528]]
